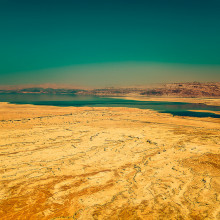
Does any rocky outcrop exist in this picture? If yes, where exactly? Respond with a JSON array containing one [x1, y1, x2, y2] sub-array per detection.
[[0, 82, 220, 97]]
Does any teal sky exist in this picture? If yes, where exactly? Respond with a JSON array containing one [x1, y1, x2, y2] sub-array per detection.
[[0, 0, 220, 86]]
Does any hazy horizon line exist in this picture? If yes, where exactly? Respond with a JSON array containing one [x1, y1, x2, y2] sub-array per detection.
[[1, 62, 220, 88], [0, 81, 219, 90]]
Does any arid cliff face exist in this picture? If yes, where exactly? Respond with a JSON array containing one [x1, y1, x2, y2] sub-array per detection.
[[140, 82, 220, 97], [1, 82, 220, 97], [0, 100, 219, 219]]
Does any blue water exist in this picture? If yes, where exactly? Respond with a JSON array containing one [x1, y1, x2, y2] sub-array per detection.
[[0, 94, 219, 118]]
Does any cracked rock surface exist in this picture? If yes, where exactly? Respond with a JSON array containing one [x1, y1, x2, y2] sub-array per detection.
[[0, 101, 219, 219]]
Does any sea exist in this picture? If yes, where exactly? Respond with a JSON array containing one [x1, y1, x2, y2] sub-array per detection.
[[0, 93, 219, 118]]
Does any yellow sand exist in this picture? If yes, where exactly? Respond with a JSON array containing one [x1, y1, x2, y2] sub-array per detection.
[[0, 100, 219, 219]]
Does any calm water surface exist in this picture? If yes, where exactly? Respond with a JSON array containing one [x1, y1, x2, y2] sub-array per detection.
[[0, 94, 219, 118]]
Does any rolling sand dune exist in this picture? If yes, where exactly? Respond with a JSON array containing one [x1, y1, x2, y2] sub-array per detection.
[[0, 100, 220, 219]]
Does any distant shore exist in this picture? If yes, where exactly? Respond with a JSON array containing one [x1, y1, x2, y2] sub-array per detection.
[[115, 96, 220, 106]]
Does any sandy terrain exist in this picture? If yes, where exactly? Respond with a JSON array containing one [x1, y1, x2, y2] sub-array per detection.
[[113, 96, 220, 106], [189, 110, 220, 115], [0, 100, 220, 220]]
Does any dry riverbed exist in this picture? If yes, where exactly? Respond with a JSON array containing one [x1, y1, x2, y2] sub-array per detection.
[[0, 101, 219, 219]]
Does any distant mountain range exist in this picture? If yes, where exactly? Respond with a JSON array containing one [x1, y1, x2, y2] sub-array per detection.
[[0, 82, 219, 98]]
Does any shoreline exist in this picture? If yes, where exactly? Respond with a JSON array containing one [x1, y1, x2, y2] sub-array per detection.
[[1, 97, 220, 121], [112, 96, 220, 106]]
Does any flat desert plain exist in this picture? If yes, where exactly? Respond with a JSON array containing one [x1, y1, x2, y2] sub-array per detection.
[[0, 98, 220, 220]]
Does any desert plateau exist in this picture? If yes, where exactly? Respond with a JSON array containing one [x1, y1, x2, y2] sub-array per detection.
[[0, 97, 219, 219]]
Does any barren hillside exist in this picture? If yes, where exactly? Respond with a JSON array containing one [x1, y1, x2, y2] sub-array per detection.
[[1, 82, 219, 98]]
